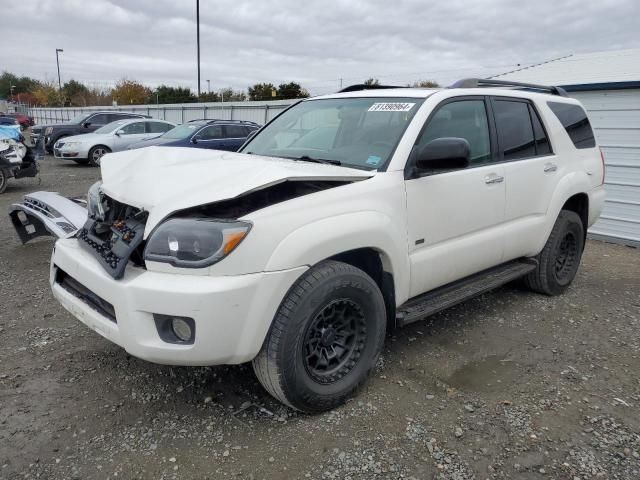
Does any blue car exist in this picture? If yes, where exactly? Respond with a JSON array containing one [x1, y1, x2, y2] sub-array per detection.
[[127, 119, 260, 152]]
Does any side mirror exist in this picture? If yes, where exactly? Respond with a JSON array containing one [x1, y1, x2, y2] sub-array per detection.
[[415, 137, 471, 171], [115, 129, 124, 136], [82, 121, 91, 128], [191, 135, 200, 144]]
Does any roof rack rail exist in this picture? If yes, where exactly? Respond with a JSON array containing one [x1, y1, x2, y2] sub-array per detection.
[[338, 84, 407, 93], [448, 78, 568, 97], [187, 118, 260, 125]]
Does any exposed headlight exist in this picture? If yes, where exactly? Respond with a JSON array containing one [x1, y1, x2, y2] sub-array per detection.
[[44, 127, 53, 135], [87, 181, 105, 220], [144, 218, 251, 268]]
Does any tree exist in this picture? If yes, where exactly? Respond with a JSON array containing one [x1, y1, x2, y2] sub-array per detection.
[[62, 79, 89, 106], [111, 79, 151, 105], [0, 71, 41, 98], [277, 82, 309, 99], [363, 78, 380, 86], [153, 85, 197, 104], [413, 79, 440, 88], [248, 83, 277, 101], [198, 91, 220, 102], [32, 83, 62, 106], [220, 88, 246, 102]]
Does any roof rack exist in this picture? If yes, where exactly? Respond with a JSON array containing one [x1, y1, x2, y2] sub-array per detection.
[[338, 84, 407, 93], [187, 118, 260, 125], [448, 78, 568, 97]]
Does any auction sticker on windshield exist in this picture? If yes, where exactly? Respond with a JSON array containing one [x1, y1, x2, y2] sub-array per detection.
[[368, 103, 416, 112]]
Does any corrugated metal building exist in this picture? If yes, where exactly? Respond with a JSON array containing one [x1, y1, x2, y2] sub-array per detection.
[[493, 49, 640, 246]]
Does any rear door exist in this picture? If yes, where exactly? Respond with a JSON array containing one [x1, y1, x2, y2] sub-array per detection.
[[492, 97, 560, 260], [222, 125, 249, 151], [405, 96, 506, 296]]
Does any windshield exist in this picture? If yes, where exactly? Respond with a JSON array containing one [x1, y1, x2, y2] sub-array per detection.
[[93, 120, 129, 134], [162, 123, 202, 139], [241, 97, 424, 170], [68, 113, 92, 124]]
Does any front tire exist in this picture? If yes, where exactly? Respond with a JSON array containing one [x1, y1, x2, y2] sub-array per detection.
[[252, 260, 387, 413], [524, 210, 585, 296], [88, 145, 111, 166]]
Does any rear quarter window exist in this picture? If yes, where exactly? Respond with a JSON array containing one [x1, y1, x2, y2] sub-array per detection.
[[547, 102, 596, 149]]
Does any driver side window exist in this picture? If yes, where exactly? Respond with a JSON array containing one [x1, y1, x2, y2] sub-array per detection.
[[120, 122, 145, 135], [417, 100, 491, 166]]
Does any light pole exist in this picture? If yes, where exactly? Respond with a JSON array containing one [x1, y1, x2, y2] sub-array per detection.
[[196, 0, 201, 97], [206, 79, 210, 94], [55, 48, 64, 90], [10, 84, 15, 96]]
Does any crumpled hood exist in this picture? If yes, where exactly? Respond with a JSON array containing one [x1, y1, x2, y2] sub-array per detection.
[[99, 146, 375, 235]]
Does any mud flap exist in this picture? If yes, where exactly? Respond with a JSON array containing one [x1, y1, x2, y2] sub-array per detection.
[[8, 191, 88, 244]]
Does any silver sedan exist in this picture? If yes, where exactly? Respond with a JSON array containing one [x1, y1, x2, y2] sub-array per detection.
[[53, 119, 176, 166]]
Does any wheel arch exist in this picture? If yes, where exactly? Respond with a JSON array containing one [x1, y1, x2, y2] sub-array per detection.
[[561, 192, 589, 243]]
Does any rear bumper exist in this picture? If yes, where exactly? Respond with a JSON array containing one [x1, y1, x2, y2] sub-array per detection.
[[51, 238, 306, 365], [587, 185, 606, 228]]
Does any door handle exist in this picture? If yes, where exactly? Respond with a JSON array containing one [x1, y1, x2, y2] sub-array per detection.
[[484, 174, 504, 184], [544, 163, 558, 173]]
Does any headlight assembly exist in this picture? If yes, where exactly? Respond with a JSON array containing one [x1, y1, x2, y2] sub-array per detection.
[[144, 218, 251, 268], [61, 141, 81, 149], [44, 127, 53, 135]]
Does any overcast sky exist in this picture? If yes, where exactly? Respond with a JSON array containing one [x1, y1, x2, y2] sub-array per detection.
[[4, 0, 640, 95]]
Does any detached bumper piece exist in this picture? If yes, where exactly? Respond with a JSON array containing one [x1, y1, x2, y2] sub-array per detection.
[[9, 191, 88, 244]]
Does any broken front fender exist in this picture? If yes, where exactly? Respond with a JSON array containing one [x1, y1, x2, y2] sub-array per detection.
[[9, 191, 88, 244]]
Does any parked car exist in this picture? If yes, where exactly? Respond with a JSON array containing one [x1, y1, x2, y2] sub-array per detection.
[[32, 111, 150, 154], [54, 119, 176, 166], [10, 79, 605, 412], [4, 112, 35, 128], [0, 126, 39, 194], [0, 116, 21, 127], [127, 119, 260, 152]]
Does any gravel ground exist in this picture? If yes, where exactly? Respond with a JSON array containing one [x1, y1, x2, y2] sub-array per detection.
[[1, 157, 639, 480]]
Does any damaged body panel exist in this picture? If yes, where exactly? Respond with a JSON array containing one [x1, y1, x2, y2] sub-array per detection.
[[9, 191, 88, 243]]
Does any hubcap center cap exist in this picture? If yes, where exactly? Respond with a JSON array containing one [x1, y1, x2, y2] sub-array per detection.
[[320, 328, 336, 346]]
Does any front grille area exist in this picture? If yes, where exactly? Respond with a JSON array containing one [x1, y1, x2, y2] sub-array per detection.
[[55, 269, 116, 323], [78, 195, 148, 279]]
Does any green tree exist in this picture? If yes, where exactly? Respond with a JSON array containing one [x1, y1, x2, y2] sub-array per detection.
[[32, 82, 62, 106], [277, 82, 309, 99], [153, 85, 197, 104], [363, 78, 380, 86], [248, 83, 277, 101], [219, 87, 246, 102], [0, 71, 41, 98], [413, 79, 440, 88], [198, 91, 220, 102], [62, 79, 89, 106], [112, 79, 151, 105]]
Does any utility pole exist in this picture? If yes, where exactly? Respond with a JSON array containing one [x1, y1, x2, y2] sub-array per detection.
[[56, 49, 64, 90], [196, 0, 201, 97], [206, 79, 211, 93]]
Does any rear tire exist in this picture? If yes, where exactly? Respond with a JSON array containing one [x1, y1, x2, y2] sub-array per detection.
[[252, 260, 386, 413], [88, 145, 111, 166], [0, 168, 8, 194], [524, 210, 584, 296]]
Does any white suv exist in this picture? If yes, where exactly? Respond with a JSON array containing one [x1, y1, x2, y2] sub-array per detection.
[[10, 79, 605, 412]]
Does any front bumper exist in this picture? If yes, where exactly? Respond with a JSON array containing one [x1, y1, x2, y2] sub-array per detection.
[[54, 148, 81, 159], [51, 238, 307, 365]]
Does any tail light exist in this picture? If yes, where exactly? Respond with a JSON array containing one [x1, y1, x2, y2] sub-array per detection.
[[599, 147, 606, 185]]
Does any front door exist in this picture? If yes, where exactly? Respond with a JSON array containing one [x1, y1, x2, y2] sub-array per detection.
[[405, 97, 506, 297], [113, 121, 148, 150]]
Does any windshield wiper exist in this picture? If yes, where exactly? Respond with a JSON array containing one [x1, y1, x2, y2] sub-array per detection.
[[293, 155, 342, 166]]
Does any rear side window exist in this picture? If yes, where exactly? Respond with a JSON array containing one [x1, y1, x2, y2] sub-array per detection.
[[493, 100, 536, 160], [547, 102, 595, 149], [528, 104, 552, 155], [224, 125, 247, 138], [146, 122, 172, 134]]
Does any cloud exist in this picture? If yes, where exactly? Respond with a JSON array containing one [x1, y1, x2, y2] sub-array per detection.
[[4, 0, 640, 95]]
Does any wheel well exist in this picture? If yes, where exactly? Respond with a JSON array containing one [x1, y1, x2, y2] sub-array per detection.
[[562, 193, 589, 239], [90, 144, 111, 152], [328, 248, 396, 330]]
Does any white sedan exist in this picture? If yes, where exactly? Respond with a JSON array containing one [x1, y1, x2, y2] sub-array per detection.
[[54, 119, 176, 166]]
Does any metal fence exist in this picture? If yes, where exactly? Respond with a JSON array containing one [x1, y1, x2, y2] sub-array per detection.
[[27, 99, 298, 126]]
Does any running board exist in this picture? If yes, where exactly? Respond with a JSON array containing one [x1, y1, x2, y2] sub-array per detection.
[[396, 260, 537, 327]]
